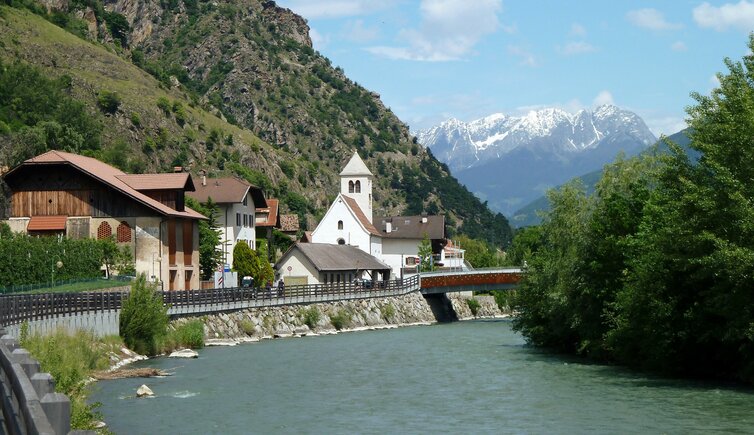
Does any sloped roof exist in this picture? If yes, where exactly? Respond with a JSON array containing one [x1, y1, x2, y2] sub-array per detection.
[[280, 214, 299, 232], [27, 215, 67, 231], [188, 177, 266, 207], [279, 243, 390, 272], [341, 195, 380, 236], [375, 215, 445, 240], [255, 198, 279, 227], [5, 150, 205, 220], [117, 173, 195, 191], [339, 151, 373, 176]]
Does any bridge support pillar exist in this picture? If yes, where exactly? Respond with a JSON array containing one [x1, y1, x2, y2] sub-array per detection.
[[423, 293, 458, 323]]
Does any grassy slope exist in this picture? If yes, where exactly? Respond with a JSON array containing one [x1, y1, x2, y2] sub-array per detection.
[[0, 6, 272, 169]]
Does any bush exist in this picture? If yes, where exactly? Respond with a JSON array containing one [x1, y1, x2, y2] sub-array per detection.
[[301, 307, 320, 329], [330, 309, 351, 330], [119, 274, 168, 356], [382, 303, 395, 321], [20, 326, 122, 430], [493, 290, 514, 311], [96, 90, 121, 114], [160, 319, 204, 352], [466, 298, 481, 316], [240, 319, 255, 335]]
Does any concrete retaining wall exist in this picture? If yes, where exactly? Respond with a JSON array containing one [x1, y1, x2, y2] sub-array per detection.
[[4, 311, 120, 339]]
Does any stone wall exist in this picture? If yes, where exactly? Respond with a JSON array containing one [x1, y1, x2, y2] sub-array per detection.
[[170, 292, 511, 341], [448, 294, 510, 320]]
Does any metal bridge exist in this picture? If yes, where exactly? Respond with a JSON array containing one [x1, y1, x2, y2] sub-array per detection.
[[419, 267, 523, 294]]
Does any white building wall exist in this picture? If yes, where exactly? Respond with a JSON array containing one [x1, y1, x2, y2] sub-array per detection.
[[312, 197, 371, 251], [340, 175, 372, 224], [215, 193, 257, 268], [277, 249, 321, 285], [381, 238, 422, 278]]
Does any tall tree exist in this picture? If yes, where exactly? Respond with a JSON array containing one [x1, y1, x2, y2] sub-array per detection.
[[417, 233, 435, 272]]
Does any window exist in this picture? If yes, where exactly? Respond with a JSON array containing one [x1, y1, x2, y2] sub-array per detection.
[[243, 194, 248, 206], [348, 180, 354, 193], [337, 220, 343, 230], [236, 213, 241, 227], [354, 180, 361, 193], [337, 238, 345, 245], [248, 214, 253, 227], [116, 221, 132, 243], [97, 222, 112, 240], [243, 214, 248, 227]]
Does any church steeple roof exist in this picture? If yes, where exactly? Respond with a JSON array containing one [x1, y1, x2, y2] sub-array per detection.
[[339, 151, 373, 176]]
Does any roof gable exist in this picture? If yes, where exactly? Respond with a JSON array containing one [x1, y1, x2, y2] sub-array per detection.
[[375, 215, 445, 240], [117, 173, 195, 191], [278, 243, 390, 272], [341, 195, 380, 236], [5, 150, 205, 220], [339, 151, 373, 176]]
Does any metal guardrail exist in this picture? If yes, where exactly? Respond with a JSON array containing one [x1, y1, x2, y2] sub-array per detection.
[[419, 267, 523, 277], [0, 276, 421, 328], [0, 331, 70, 435]]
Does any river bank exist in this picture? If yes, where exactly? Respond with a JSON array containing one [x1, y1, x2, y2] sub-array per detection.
[[168, 292, 508, 342]]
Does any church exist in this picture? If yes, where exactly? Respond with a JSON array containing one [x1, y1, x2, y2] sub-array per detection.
[[275, 152, 446, 285]]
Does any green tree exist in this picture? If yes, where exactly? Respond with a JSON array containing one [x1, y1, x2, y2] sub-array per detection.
[[187, 197, 223, 280], [96, 90, 121, 114], [119, 274, 168, 356], [417, 232, 435, 272], [232, 241, 255, 278]]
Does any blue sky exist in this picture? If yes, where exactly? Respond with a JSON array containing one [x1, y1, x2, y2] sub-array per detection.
[[276, 0, 754, 136]]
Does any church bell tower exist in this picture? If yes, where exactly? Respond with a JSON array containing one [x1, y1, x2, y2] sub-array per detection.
[[340, 151, 373, 223]]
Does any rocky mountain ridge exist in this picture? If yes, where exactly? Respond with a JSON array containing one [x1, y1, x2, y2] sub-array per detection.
[[416, 105, 656, 216], [416, 105, 656, 172]]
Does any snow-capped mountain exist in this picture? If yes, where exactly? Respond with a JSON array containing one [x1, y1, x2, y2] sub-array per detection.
[[415, 105, 657, 216]]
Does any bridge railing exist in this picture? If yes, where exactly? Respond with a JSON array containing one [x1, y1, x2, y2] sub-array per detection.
[[0, 276, 421, 327], [419, 267, 523, 277]]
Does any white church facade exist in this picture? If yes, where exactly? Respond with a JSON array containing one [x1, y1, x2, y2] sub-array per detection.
[[309, 151, 446, 279]]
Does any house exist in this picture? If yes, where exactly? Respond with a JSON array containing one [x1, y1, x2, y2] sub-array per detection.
[[438, 239, 467, 271], [309, 151, 446, 279], [275, 242, 391, 286], [187, 176, 266, 267], [374, 214, 445, 276], [255, 197, 280, 234], [2, 150, 204, 290]]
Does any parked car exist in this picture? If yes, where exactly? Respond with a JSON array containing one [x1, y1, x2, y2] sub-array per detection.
[[352, 279, 373, 289], [241, 276, 254, 288]]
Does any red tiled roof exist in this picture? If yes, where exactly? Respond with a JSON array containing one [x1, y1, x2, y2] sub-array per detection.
[[7, 151, 205, 220], [188, 177, 266, 207], [117, 173, 195, 191], [27, 215, 67, 231], [341, 195, 380, 236], [256, 198, 279, 227]]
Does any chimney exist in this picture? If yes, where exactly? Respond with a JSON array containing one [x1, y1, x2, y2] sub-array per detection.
[[173, 166, 183, 173], [421, 212, 428, 224], [385, 222, 392, 233], [200, 170, 207, 186]]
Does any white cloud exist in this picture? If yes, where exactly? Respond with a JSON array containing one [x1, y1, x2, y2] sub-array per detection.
[[501, 23, 518, 34], [570, 23, 587, 37], [693, 1, 754, 32], [367, 0, 503, 61], [309, 28, 330, 49], [626, 8, 682, 30], [507, 45, 539, 67], [592, 90, 614, 107], [558, 41, 596, 55], [280, 0, 393, 19], [671, 41, 688, 51], [343, 19, 379, 43]]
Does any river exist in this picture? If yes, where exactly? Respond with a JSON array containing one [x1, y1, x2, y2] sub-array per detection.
[[90, 320, 754, 434]]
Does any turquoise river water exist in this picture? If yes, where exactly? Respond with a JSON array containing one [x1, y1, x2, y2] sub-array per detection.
[[90, 320, 754, 434]]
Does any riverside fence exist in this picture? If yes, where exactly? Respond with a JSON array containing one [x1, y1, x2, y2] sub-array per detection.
[[0, 275, 422, 331]]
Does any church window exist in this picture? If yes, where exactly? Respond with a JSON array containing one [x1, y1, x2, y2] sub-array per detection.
[[338, 220, 343, 230], [354, 180, 361, 193], [337, 238, 345, 245], [348, 181, 354, 193]]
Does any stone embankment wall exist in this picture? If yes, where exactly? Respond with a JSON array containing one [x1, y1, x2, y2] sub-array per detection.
[[448, 294, 510, 320], [173, 292, 510, 340]]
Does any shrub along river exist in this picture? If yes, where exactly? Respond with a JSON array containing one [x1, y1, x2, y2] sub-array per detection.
[[90, 320, 754, 434]]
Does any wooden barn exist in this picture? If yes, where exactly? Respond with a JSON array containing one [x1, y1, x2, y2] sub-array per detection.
[[2, 150, 205, 290]]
